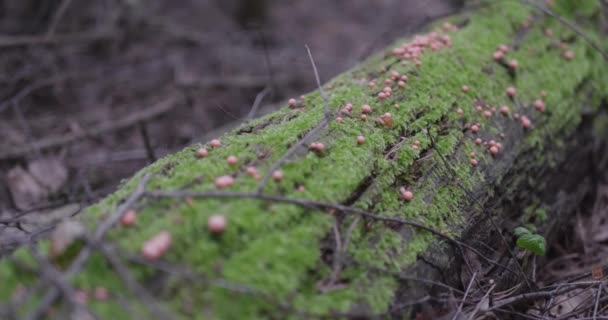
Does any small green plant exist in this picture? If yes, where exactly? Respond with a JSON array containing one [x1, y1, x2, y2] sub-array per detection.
[[514, 226, 546, 256]]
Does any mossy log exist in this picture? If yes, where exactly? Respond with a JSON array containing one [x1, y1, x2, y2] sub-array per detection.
[[2, 1, 608, 319]]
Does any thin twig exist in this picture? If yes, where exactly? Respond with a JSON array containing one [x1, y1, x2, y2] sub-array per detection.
[[304, 45, 329, 118], [593, 282, 603, 320], [246, 86, 272, 121], [486, 281, 602, 312], [0, 30, 115, 48], [255, 46, 332, 193], [29, 246, 95, 319], [453, 271, 477, 320], [138, 122, 157, 163], [328, 217, 343, 284], [0, 96, 178, 159], [46, 0, 74, 36], [467, 283, 496, 320], [146, 189, 516, 275], [255, 117, 330, 194], [96, 242, 174, 320], [24, 174, 152, 320]]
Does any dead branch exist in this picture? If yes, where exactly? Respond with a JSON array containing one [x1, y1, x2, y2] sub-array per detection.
[[0, 96, 179, 160]]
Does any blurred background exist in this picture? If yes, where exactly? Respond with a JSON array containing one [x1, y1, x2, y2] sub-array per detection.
[[0, 0, 464, 219]]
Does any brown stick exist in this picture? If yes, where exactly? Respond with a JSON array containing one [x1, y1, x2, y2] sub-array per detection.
[[0, 96, 178, 159]]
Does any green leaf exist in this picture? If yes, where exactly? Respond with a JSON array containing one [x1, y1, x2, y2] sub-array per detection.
[[516, 233, 546, 256], [513, 227, 531, 237]]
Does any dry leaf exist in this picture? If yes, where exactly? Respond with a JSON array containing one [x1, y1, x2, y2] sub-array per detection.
[[6, 166, 48, 210]]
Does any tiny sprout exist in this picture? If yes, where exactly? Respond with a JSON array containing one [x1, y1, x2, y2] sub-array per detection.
[[357, 136, 366, 145], [489, 146, 499, 156], [121, 209, 137, 227], [246, 167, 259, 180], [380, 112, 393, 127], [73, 290, 88, 305], [461, 85, 469, 93], [227, 156, 238, 166], [521, 116, 532, 129], [499, 106, 510, 115], [288, 98, 297, 106], [506, 86, 516, 97], [208, 214, 227, 234], [272, 170, 283, 182], [196, 148, 208, 158], [533, 99, 545, 112], [362, 104, 372, 114], [399, 187, 414, 201], [493, 51, 504, 61], [215, 175, 234, 189], [336, 117, 343, 123], [210, 139, 222, 148], [94, 287, 109, 301], [470, 159, 478, 167], [471, 125, 480, 133], [310, 142, 325, 152], [141, 231, 172, 260], [456, 108, 464, 115]]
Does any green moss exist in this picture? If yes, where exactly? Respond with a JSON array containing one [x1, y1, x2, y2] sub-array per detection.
[[1, 0, 607, 318]]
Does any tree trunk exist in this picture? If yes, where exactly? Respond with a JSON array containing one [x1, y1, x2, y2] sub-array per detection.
[[1, 1, 607, 319]]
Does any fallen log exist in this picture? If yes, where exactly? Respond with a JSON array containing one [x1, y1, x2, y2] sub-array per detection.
[[1, 0, 608, 319]]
